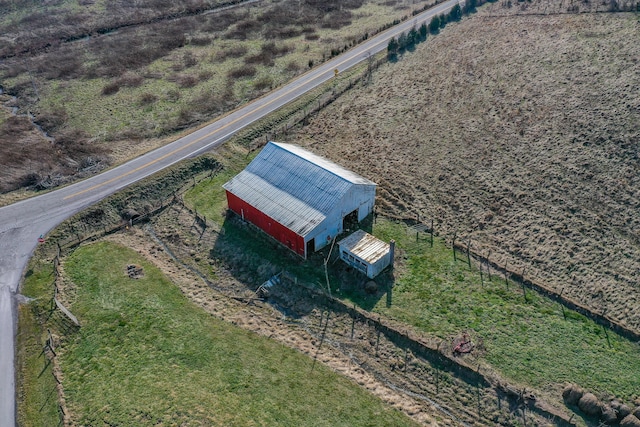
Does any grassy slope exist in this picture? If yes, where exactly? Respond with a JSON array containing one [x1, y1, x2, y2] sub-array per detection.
[[57, 241, 416, 426]]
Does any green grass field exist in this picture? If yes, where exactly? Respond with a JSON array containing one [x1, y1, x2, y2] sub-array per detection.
[[55, 241, 416, 426]]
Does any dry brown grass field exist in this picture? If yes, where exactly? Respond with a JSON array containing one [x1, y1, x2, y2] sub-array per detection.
[[280, 4, 640, 333], [0, 0, 435, 194]]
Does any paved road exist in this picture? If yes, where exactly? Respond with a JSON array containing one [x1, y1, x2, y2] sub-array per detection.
[[0, 1, 459, 424]]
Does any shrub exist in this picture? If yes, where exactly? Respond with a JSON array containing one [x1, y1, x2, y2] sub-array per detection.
[[138, 93, 157, 105], [89, 21, 187, 77], [261, 41, 292, 57], [117, 72, 144, 88], [34, 48, 85, 80], [189, 36, 212, 46], [246, 51, 274, 66], [429, 15, 441, 33], [387, 37, 399, 57], [264, 26, 302, 39], [1, 116, 32, 134], [439, 14, 447, 29], [15, 172, 41, 188], [253, 76, 273, 91], [227, 66, 256, 79], [166, 89, 181, 102], [183, 51, 198, 68], [321, 10, 352, 29], [214, 46, 248, 62], [203, 11, 240, 32], [285, 61, 300, 73], [35, 107, 68, 133], [198, 70, 213, 81], [620, 415, 640, 427], [235, 19, 262, 33], [176, 74, 198, 88], [102, 81, 120, 95], [449, 4, 463, 21]]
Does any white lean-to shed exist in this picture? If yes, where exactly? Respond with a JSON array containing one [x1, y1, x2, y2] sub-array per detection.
[[338, 230, 394, 279]]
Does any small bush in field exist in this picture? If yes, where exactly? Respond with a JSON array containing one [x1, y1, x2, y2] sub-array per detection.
[[285, 61, 300, 73], [166, 89, 181, 102], [117, 72, 144, 88], [246, 51, 274, 66], [176, 74, 198, 88], [253, 76, 273, 91], [198, 70, 213, 82], [214, 46, 248, 62], [102, 81, 120, 95], [138, 93, 157, 105], [264, 26, 302, 39], [35, 107, 68, 133], [227, 66, 257, 79], [183, 51, 197, 68], [189, 36, 212, 46]]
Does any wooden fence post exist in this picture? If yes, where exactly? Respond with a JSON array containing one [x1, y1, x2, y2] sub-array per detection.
[[430, 219, 434, 247], [375, 317, 381, 355], [452, 231, 457, 262], [351, 303, 356, 339], [504, 262, 509, 289]]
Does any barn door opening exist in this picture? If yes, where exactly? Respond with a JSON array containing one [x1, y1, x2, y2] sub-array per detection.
[[343, 209, 359, 231], [306, 238, 315, 259]]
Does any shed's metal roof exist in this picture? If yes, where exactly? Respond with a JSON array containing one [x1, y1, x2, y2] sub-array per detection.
[[223, 142, 376, 237], [338, 230, 390, 264]]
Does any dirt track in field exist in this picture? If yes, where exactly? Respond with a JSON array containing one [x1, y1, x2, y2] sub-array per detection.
[[282, 7, 640, 332]]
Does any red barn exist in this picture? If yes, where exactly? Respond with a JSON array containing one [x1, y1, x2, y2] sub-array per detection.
[[222, 141, 377, 258]]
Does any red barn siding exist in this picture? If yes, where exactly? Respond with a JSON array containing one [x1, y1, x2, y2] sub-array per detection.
[[226, 191, 305, 257]]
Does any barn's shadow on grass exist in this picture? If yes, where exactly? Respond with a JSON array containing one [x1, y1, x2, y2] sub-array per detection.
[[210, 214, 329, 318], [332, 263, 394, 311], [210, 213, 390, 316]]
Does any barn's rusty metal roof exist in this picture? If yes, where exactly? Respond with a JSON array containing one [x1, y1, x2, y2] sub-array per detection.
[[338, 230, 390, 264], [223, 142, 376, 237]]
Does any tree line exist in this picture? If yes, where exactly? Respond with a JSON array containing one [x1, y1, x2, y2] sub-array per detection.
[[387, 1, 474, 60]]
